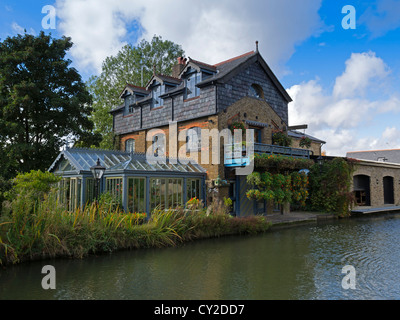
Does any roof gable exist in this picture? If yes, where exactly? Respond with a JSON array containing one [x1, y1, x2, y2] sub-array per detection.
[[196, 51, 292, 103]]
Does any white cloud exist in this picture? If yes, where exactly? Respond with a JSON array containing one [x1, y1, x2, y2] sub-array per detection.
[[333, 51, 390, 99], [11, 22, 25, 34], [288, 51, 400, 156], [359, 0, 400, 38], [11, 22, 35, 35], [56, 0, 325, 75]]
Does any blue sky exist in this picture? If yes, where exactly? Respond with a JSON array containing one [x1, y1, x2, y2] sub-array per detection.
[[1, 0, 400, 156]]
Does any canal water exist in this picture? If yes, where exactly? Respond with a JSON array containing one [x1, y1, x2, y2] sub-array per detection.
[[1, 214, 400, 300]]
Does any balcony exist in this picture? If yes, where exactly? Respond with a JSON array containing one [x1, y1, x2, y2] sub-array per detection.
[[224, 143, 311, 167]]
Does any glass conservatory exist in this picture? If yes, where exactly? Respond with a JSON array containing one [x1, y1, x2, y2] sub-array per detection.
[[48, 148, 206, 216]]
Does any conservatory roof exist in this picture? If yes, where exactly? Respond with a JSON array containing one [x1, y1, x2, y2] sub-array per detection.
[[48, 148, 206, 175]]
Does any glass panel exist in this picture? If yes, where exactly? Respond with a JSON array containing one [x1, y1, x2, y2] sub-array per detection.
[[160, 179, 166, 210], [128, 177, 146, 213], [187, 178, 201, 201], [105, 177, 123, 204], [85, 178, 95, 204]]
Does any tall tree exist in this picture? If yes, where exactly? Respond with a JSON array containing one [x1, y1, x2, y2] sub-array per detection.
[[0, 32, 97, 179], [88, 35, 185, 149]]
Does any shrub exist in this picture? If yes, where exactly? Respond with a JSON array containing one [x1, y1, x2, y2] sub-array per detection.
[[8, 170, 60, 215], [308, 158, 356, 216]]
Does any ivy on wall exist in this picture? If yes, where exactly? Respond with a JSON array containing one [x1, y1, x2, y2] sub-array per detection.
[[308, 158, 358, 217]]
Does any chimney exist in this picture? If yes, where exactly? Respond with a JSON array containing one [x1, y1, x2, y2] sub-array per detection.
[[172, 56, 187, 78]]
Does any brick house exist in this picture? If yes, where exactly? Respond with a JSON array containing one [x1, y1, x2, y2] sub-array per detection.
[[108, 48, 325, 216]]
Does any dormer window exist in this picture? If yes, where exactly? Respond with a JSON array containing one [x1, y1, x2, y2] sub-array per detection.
[[152, 84, 164, 109], [186, 72, 201, 99], [124, 91, 135, 115]]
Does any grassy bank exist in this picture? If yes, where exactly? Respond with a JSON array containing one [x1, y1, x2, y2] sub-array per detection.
[[0, 192, 271, 266]]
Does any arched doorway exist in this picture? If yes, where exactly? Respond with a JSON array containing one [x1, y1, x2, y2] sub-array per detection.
[[353, 175, 371, 206], [383, 176, 394, 205]]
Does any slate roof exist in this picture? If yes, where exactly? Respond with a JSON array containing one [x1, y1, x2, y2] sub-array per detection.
[[110, 50, 292, 113], [346, 149, 400, 164], [288, 130, 326, 144], [197, 51, 292, 103]]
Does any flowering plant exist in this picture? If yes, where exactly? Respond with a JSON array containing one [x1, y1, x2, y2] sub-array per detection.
[[299, 136, 312, 149], [230, 121, 246, 134], [186, 197, 202, 210], [272, 130, 292, 147]]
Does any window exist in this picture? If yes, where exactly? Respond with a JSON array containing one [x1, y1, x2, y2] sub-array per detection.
[[85, 178, 95, 204], [58, 178, 81, 211], [168, 178, 183, 208], [186, 72, 201, 99], [152, 134, 165, 157], [187, 178, 201, 200], [150, 178, 183, 212], [249, 84, 264, 99], [186, 127, 202, 152], [128, 178, 146, 213], [124, 92, 135, 114], [125, 139, 135, 153], [152, 85, 164, 109], [106, 177, 123, 204]]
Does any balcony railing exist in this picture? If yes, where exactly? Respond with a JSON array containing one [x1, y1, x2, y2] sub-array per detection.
[[224, 142, 311, 167], [253, 143, 311, 158]]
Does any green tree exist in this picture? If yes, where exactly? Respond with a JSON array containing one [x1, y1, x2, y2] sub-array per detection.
[[87, 35, 185, 149], [0, 32, 97, 179]]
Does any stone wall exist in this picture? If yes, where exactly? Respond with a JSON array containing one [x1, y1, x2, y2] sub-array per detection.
[[291, 139, 322, 156], [352, 160, 400, 208]]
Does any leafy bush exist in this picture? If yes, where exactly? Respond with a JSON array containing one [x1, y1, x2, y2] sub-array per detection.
[[308, 158, 357, 216], [254, 154, 314, 173], [8, 170, 60, 215]]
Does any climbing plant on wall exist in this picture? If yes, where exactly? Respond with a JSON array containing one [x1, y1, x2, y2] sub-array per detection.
[[246, 169, 309, 207], [307, 157, 358, 217]]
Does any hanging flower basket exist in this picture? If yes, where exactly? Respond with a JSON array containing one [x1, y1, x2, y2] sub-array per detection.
[[299, 136, 312, 149], [272, 130, 292, 147], [230, 121, 246, 134]]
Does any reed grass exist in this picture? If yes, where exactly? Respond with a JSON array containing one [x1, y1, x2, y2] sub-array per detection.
[[0, 189, 271, 266]]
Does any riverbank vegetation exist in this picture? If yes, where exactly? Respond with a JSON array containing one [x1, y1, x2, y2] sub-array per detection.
[[0, 172, 271, 266]]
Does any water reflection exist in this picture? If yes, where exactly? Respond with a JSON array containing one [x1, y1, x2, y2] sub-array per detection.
[[2, 215, 400, 300]]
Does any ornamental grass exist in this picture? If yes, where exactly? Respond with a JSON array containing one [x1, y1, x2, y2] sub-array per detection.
[[0, 190, 271, 266]]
